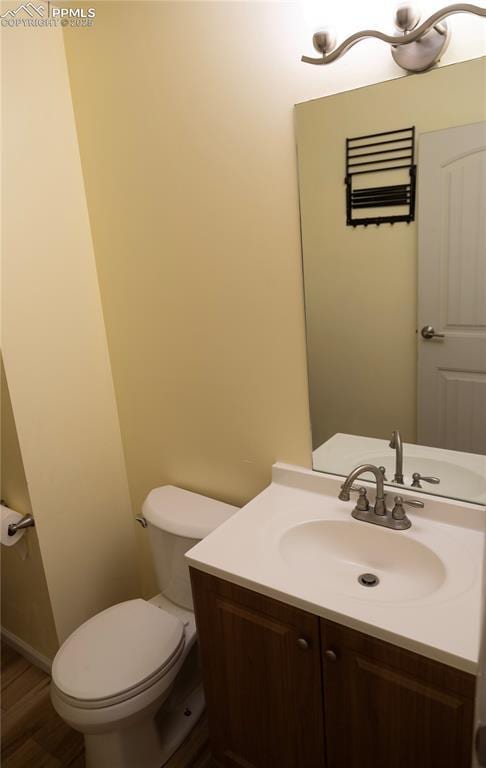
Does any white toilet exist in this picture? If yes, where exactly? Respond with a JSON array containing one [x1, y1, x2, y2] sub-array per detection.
[[51, 486, 235, 768]]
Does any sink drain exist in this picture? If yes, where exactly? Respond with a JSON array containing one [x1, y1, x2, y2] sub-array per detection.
[[358, 573, 380, 588]]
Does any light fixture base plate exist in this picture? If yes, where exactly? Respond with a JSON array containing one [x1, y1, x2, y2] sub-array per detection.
[[391, 22, 450, 72]]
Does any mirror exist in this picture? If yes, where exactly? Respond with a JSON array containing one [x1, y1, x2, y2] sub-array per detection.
[[296, 57, 486, 505]]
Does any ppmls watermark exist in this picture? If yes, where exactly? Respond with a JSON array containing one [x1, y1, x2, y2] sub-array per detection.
[[0, 2, 96, 27]]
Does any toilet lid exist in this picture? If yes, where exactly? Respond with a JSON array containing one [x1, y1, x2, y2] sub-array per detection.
[[52, 600, 184, 703], [143, 485, 236, 539]]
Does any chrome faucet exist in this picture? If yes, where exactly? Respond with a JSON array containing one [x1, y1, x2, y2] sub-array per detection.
[[338, 463, 424, 530], [389, 430, 404, 484]]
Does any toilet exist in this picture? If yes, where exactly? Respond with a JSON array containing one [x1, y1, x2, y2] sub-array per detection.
[[50, 486, 236, 768]]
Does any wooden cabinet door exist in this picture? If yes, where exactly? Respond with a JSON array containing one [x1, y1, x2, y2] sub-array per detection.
[[190, 569, 326, 768], [321, 619, 475, 768]]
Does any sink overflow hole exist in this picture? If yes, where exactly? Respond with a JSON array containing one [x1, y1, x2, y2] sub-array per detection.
[[358, 573, 380, 588]]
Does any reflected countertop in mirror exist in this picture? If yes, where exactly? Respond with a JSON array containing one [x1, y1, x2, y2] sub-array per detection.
[[295, 57, 486, 505], [314, 433, 486, 505]]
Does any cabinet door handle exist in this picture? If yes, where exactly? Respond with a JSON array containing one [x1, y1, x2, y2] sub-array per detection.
[[297, 637, 310, 650], [324, 649, 338, 662]]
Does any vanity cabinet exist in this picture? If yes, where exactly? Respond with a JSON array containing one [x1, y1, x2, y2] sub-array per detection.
[[190, 568, 326, 768], [190, 569, 475, 768], [322, 619, 475, 768]]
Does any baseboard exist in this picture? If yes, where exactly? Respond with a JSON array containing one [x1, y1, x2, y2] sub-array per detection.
[[1, 626, 53, 674]]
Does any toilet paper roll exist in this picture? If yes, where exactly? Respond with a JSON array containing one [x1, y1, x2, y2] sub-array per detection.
[[1, 505, 26, 547]]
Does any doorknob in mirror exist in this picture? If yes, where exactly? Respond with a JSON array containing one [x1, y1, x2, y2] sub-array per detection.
[[421, 325, 445, 340]]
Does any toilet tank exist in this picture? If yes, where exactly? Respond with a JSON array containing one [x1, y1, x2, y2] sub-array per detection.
[[142, 486, 236, 610]]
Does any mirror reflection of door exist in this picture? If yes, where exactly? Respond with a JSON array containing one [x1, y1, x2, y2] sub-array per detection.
[[296, 56, 486, 505], [417, 122, 486, 454]]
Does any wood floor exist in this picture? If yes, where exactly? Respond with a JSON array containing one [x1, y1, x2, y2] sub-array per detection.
[[1, 641, 212, 768]]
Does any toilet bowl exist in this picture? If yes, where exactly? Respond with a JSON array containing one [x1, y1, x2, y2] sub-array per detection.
[[51, 487, 236, 768]]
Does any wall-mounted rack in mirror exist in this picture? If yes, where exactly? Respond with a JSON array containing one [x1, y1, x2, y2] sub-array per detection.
[[345, 126, 416, 227]]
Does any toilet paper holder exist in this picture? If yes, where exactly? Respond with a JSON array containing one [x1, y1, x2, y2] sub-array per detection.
[[7, 514, 35, 537]]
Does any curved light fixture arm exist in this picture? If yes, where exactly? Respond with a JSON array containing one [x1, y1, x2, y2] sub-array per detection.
[[302, 4, 486, 66]]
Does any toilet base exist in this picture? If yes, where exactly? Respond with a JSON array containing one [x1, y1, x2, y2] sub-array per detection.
[[84, 684, 205, 768]]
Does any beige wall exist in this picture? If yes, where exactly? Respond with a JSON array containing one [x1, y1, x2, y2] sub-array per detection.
[[2, 23, 139, 642], [62, 2, 314, 595], [295, 58, 486, 449], [1, 364, 59, 659], [62, 3, 486, 596]]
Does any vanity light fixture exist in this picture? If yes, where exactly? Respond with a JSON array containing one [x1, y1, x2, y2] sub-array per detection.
[[302, 3, 486, 73]]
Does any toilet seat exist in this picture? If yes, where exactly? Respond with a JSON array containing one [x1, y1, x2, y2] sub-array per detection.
[[52, 599, 185, 709]]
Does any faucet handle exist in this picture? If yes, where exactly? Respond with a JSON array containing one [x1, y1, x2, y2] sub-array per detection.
[[392, 495, 424, 520], [350, 486, 370, 512], [402, 497, 425, 508], [411, 472, 440, 488]]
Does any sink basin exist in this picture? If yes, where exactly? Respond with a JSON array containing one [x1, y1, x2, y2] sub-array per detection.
[[279, 520, 447, 602], [187, 462, 485, 672]]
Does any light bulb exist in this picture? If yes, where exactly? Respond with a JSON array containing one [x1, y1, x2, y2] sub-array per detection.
[[312, 28, 337, 55]]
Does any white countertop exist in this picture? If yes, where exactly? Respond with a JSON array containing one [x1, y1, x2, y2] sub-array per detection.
[[186, 463, 486, 674]]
